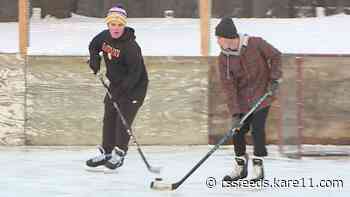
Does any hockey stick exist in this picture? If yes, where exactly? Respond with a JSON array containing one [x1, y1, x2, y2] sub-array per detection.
[[150, 89, 275, 190], [97, 73, 161, 174]]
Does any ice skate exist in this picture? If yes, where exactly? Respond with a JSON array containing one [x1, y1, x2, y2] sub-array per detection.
[[250, 157, 264, 181], [85, 145, 111, 172], [223, 154, 248, 182], [104, 147, 126, 173]]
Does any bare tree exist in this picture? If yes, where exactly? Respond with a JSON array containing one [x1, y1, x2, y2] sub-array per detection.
[[336, 0, 346, 14]]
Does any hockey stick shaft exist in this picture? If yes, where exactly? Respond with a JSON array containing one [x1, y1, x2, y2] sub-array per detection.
[[170, 91, 272, 190], [97, 73, 160, 173]]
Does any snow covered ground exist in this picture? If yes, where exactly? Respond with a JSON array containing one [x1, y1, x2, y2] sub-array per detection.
[[1, 145, 349, 197], [1, 14, 350, 56]]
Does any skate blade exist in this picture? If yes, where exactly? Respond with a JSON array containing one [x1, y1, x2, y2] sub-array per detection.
[[103, 168, 118, 174], [85, 166, 106, 173]]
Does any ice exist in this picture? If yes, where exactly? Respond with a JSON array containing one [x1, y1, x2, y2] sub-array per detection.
[[0, 145, 349, 197]]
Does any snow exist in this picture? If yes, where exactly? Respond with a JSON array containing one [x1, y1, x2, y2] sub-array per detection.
[[1, 14, 350, 56], [1, 145, 349, 197]]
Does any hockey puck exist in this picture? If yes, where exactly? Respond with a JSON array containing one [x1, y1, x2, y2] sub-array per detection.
[[155, 177, 163, 181]]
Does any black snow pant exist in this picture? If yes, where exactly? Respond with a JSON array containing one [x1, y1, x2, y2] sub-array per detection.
[[234, 106, 270, 157], [102, 95, 143, 154]]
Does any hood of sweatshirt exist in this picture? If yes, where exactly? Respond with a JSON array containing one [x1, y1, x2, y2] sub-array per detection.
[[221, 34, 250, 56]]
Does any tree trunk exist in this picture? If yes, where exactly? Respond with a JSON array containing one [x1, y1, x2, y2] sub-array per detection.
[[0, 0, 18, 22], [40, 0, 76, 18], [212, 0, 241, 18], [288, 0, 296, 18], [336, 0, 345, 14], [242, 0, 253, 17]]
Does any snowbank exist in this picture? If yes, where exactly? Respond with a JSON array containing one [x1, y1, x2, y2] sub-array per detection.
[[1, 14, 349, 56]]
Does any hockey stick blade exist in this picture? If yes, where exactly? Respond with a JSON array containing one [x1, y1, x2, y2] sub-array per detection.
[[150, 180, 179, 191], [136, 145, 162, 174]]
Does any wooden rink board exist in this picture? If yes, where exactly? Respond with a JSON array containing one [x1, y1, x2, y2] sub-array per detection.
[[25, 56, 208, 145], [0, 54, 349, 145]]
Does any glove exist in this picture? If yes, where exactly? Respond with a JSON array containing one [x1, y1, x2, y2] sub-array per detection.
[[88, 55, 101, 75], [270, 79, 281, 94], [232, 113, 243, 129], [232, 113, 242, 119]]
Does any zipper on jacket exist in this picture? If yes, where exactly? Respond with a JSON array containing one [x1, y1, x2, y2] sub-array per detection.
[[240, 57, 253, 108], [225, 54, 230, 80]]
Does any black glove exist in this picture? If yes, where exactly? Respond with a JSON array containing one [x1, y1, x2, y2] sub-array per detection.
[[88, 55, 101, 75], [232, 113, 243, 129], [270, 79, 281, 94], [232, 113, 242, 119]]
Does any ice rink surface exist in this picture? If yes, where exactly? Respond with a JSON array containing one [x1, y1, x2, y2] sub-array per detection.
[[1, 145, 349, 197]]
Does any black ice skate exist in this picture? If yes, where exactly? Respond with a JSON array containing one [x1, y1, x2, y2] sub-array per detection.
[[85, 146, 111, 171], [223, 154, 248, 182], [104, 147, 126, 171], [250, 157, 264, 181]]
